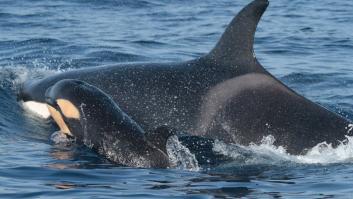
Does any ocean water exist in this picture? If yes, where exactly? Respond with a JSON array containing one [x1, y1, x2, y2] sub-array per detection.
[[1, 0, 353, 198]]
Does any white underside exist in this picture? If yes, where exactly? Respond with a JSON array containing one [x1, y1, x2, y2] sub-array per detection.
[[22, 101, 50, 119]]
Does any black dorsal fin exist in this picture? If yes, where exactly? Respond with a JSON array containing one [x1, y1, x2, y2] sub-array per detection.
[[146, 125, 175, 154], [204, 0, 269, 73]]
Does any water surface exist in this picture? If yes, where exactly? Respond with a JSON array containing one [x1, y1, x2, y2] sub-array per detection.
[[1, 0, 353, 198]]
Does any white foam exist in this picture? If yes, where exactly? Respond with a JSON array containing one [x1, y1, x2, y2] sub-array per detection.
[[214, 134, 353, 165], [247, 135, 292, 163], [50, 131, 73, 145], [213, 136, 291, 165], [0, 65, 60, 118], [0, 65, 58, 90], [296, 136, 353, 164], [167, 135, 200, 171]]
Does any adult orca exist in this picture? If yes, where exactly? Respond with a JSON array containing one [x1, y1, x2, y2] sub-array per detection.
[[18, 0, 352, 154]]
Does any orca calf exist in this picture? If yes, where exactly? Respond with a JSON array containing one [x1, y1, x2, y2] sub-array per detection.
[[46, 79, 231, 168], [19, 0, 352, 154], [45, 79, 172, 168]]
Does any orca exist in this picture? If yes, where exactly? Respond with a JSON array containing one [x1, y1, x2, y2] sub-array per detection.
[[45, 79, 172, 168], [45, 79, 230, 168], [18, 0, 352, 154]]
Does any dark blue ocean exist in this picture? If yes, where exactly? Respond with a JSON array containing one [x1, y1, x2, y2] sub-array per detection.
[[1, 0, 353, 198]]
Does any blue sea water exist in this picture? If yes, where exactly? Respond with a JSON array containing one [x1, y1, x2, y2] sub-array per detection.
[[1, 0, 353, 198]]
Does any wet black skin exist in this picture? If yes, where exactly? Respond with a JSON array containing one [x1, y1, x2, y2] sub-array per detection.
[[47, 79, 235, 168], [45, 79, 171, 168], [20, 0, 352, 154]]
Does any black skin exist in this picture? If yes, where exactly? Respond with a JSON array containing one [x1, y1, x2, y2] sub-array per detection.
[[46, 79, 232, 168], [20, 0, 352, 154], [151, 126, 233, 167], [19, 0, 270, 136], [46, 79, 171, 168]]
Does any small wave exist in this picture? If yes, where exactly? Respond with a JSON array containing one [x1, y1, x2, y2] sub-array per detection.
[[131, 40, 167, 47], [86, 50, 147, 63], [0, 12, 51, 19], [50, 131, 75, 146], [0, 12, 20, 18], [69, 0, 164, 9], [213, 136, 291, 166], [281, 72, 343, 85], [0, 66, 58, 91], [167, 136, 200, 171], [296, 136, 353, 164], [214, 134, 353, 166], [0, 38, 67, 49]]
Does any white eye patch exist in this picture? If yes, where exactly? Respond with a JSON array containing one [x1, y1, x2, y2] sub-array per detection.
[[56, 99, 80, 120]]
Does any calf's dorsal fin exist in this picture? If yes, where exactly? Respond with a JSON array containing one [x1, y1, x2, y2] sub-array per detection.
[[146, 125, 175, 155]]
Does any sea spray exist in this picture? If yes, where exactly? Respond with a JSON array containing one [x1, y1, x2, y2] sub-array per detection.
[[213, 135, 353, 166], [167, 135, 200, 171]]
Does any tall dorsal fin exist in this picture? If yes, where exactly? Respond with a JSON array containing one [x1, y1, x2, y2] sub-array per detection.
[[204, 0, 269, 73]]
